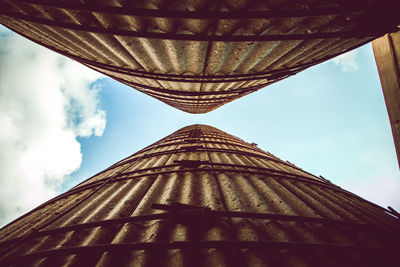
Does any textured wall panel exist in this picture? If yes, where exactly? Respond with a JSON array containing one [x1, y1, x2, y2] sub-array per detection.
[[373, 31, 400, 167], [0, 0, 399, 113], [0, 124, 399, 266]]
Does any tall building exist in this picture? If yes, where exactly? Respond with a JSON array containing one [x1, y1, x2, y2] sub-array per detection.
[[0, 0, 399, 113], [373, 31, 400, 166], [0, 125, 398, 266]]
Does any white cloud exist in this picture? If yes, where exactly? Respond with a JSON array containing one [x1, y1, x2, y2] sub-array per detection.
[[0, 33, 106, 227], [331, 49, 359, 72], [338, 165, 400, 212]]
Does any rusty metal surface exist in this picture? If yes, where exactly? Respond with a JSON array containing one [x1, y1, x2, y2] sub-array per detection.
[[0, 124, 399, 266], [0, 0, 399, 113]]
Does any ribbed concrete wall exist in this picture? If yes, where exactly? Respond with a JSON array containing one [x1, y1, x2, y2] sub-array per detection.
[[0, 125, 398, 266], [0, 0, 399, 113], [373, 31, 400, 167]]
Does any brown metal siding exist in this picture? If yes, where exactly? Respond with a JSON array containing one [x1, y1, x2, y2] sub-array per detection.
[[0, 124, 399, 266], [0, 0, 399, 113], [373, 32, 400, 167]]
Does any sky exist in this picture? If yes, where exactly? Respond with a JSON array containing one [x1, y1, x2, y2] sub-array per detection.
[[1, 25, 399, 227]]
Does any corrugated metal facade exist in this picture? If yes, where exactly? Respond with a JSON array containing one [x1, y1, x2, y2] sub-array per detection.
[[372, 31, 400, 167], [0, 124, 398, 266], [0, 0, 399, 113]]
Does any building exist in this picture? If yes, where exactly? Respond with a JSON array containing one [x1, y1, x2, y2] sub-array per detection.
[[0, 0, 399, 113], [0, 124, 398, 266], [373, 31, 400, 166]]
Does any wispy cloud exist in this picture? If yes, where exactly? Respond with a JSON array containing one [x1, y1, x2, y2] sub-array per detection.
[[331, 49, 359, 72], [340, 167, 400, 211], [0, 32, 106, 226]]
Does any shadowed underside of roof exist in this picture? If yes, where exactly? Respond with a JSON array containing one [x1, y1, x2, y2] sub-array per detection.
[[0, 0, 399, 113], [0, 124, 399, 266]]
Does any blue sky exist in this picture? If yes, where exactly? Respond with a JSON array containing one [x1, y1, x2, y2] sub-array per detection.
[[66, 42, 400, 209], [1, 25, 399, 226]]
